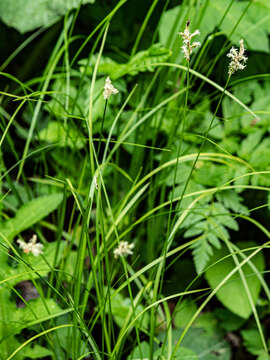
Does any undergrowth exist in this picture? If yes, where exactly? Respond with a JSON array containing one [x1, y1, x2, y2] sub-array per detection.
[[0, 0, 270, 359]]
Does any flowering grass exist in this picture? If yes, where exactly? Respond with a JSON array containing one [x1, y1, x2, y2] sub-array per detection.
[[0, 1, 270, 359]]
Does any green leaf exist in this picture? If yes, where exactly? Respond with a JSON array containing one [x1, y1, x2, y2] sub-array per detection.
[[241, 329, 269, 358], [127, 342, 150, 360], [22, 344, 53, 359], [79, 44, 172, 79], [238, 130, 265, 160], [0, 0, 95, 33], [174, 299, 197, 329], [7, 297, 65, 337], [184, 201, 239, 274], [39, 121, 85, 149], [115, 44, 171, 77], [216, 190, 249, 215], [1, 193, 63, 240], [127, 341, 198, 360], [105, 289, 149, 331], [214, 308, 246, 332], [159, 1, 270, 53], [200, 0, 269, 52], [158, 327, 231, 360], [0, 291, 61, 359], [205, 242, 265, 318]]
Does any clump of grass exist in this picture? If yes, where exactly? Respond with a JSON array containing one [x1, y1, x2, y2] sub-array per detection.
[[0, 1, 269, 359]]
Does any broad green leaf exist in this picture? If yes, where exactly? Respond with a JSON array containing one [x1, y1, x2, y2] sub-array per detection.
[[6, 297, 64, 337], [1, 193, 63, 240], [105, 289, 149, 331], [39, 121, 85, 149], [52, 314, 90, 359], [174, 299, 197, 329], [159, 1, 270, 53], [205, 242, 265, 318], [22, 345, 53, 359], [0, 0, 95, 33], [127, 341, 198, 360], [158, 327, 231, 360], [0, 291, 62, 359]]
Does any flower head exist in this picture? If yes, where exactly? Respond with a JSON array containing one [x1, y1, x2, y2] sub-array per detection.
[[227, 39, 248, 76], [17, 234, 43, 256], [178, 20, 201, 61], [103, 76, 119, 100], [113, 241, 134, 259]]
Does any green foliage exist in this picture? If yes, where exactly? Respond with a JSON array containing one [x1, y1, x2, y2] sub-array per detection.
[[112, 44, 172, 78], [105, 289, 149, 331], [0, 193, 63, 240], [184, 199, 243, 274], [241, 329, 270, 360], [157, 327, 231, 360], [173, 298, 197, 329], [39, 121, 85, 149], [79, 44, 172, 79], [214, 308, 246, 332], [0, 240, 66, 286], [127, 341, 198, 360], [159, 0, 270, 52], [1, 0, 270, 358], [0, 0, 95, 33], [205, 242, 265, 318], [0, 288, 61, 359]]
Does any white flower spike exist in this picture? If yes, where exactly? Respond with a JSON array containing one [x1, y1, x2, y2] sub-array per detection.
[[113, 241, 134, 259], [17, 234, 44, 256], [103, 76, 119, 100], [227, 39, 248, 76], [178, 20, 201, 61]]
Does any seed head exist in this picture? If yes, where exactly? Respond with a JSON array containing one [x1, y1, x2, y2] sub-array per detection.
[[178, 21, 201, 61], [113, 241, 134, 259], [17, 234, 44, 256], [227, 39, 248, 76], [103, 76, 119, 100]]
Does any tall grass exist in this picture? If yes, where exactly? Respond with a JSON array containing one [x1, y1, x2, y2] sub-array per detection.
[[0, 0, 269, 359]]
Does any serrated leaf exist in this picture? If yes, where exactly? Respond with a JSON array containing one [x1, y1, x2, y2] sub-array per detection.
[[205, 242, 265, 318], [1, 193, 63, 240], [191, 235, 221, 274], [194, 163, 233, 187], [185, 202, 239, 274], [216, 190, 249, 215], [238, 130, 265, 160], [0, 0, 95, 33], [241, 329, 268, 358], [79, 45, 171, 80]]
